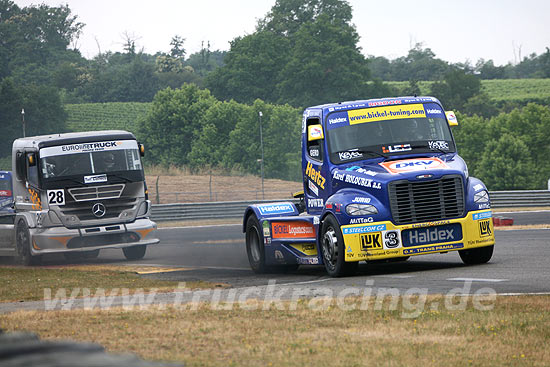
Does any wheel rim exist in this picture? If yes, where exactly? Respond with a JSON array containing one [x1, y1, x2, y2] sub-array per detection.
[[249, 226, 261, 263], [322, 227, 338, 269]]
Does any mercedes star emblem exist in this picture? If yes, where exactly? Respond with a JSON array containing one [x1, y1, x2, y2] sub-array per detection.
[[92, 203, 106, 218]]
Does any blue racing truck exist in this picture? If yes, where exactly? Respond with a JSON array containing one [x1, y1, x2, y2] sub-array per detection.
[[0, 171, 14, 213], [243, 96, 495, 277]]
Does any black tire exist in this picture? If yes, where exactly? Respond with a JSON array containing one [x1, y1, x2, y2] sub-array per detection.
[[82, 249, 100, 259], [459, 245, 494, 265], [15, 220, 41, 266], [122, 245, 146, 260], [245, 215, 268, 273], [320, 215, 358, 277], [63, 252, 82, 261]]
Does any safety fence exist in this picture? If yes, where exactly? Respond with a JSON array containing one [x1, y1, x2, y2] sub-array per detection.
[[150, 190, 550, 222]]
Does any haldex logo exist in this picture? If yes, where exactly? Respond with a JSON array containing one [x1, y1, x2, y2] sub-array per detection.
[[258, 204, 293, 215], [328, 117, 347, 124], [408, 227, 455, 245]]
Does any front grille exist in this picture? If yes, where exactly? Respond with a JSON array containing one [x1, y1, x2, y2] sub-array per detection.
[[59, 197, 138, 221], [68, 184, 125, 202], [388, 175, 464, 225]]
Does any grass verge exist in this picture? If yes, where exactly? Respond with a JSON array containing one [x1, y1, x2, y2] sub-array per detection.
[[0, 295, 548, 366], [0, 265, 224, 303]]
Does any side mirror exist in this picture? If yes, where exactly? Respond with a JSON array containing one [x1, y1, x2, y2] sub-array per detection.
[[139, 143, 145, 157], [15, 152, 26, 181], [27, 152, 36, 166], [307, 125, 324, 141], [446, 111, 458, 126]]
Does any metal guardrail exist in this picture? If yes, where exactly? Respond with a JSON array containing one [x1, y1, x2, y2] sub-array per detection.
[[150, 190, 550, 222]]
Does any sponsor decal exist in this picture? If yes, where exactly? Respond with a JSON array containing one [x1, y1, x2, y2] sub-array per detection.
[[446, 111, 458, 124], [258, 203, 294, 215], [416, 174, 433, 179], [338, 151, 363, 161], [349, 217, 374, 224], [0, 190, 11, 197], [309, 148, 320, 158], [272, 221, 315, 239], [402, 223, 463, 247], [346, 166, 378, 176], [262, 221, 270, 237], [426, 108, 443, 115], [289, 243, 317, 256], [84, 174, 108, 184], [40, 140, 137, 158], [343, 224, 386, 235], [308, 198, 324, 208], [348, 104, 426, 125], [297, 257, 319, 265], [368, 100, 403, 107], [308, 180, 319, 196], [382, 230, 401, 249], [403, 243, 464, 255], [309, 125, 323, 139], [328, 117, 348, 125], [472, 211, 492, 221], [333, 172, 382, 189], [478, 203, 491, 210], [410, 220, 451, 229], [305, 162, 326, 190], [379, 157, 448, 174], [274, 250, 284, 261], [360, 233, 382, 251], [352, 197, 371, 204], [428, 140, 449, 151], [382, 144, 411, 154], [479, 220, 492, 237]]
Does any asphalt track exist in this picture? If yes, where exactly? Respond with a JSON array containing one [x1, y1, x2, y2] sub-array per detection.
[[1, 210, 549, 313]]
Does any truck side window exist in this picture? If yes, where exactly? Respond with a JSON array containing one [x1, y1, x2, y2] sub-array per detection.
[[27, 157, 39, 188], [306, 118, 323, 162]]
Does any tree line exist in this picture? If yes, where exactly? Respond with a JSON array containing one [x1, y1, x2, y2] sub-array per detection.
[[1, 0, 549, 189]]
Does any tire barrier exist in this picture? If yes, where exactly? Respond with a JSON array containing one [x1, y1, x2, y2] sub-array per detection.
[[150, 190, 550, 222]]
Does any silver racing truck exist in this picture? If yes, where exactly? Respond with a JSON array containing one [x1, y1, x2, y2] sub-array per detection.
[[0, 130, 159, 264]]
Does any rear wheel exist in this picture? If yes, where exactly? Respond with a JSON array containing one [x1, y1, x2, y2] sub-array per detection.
[[123, 245, 146, 260], [246, 215, 268, 273], [459, 245, 494, 265], [320, 215, 358, 277], [15, 220, 41, 266]]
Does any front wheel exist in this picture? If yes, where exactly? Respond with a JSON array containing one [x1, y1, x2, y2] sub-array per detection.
[[320, 215, 358, 277], [15, 220, 41, 266], [245, 215, 268, 273], [459, 245, 494, 265], [123, 245, 146, 260]]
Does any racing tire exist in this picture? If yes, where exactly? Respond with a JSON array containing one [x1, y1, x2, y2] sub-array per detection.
[[459, 245, 494, 265], [320, 215, 358, 277], [122, 245, 147, 260], [245, 215, 269, 273], [15, 220, 41, 266], [82, 249, 100, 259]]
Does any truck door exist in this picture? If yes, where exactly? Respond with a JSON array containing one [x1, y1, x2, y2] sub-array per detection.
[[0, 212, 15, 255], [304, 117, 326, 214]]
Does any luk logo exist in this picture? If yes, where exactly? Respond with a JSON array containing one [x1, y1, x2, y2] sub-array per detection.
[[360, 233, 382, 251], [379, 158, 448, 174], [382, 144, 411, 153], [479, 220, 492, 237]]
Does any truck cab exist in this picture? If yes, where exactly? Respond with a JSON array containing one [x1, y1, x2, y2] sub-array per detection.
[[6, 130, 159, 265], [243, 97, 494, 277]]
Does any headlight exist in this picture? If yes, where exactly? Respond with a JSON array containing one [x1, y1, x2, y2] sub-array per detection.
[[474, 190, 489, 203], [137, 201, 149, 217], [346, 203, 378, 216]]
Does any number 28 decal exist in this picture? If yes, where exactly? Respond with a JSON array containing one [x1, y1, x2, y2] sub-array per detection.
[[47, 189, 65, 206]]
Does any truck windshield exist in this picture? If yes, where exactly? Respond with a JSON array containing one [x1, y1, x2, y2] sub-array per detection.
[[0, 179, 11, 196], [39, 140, 143, 182], [326, 102, 455, 164]]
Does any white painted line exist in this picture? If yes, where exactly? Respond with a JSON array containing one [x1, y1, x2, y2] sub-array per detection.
[[497, 292, 550, 296], [494, 210, 550, 214], [372, 275, 415, 279], [447, 277, 508, 282]]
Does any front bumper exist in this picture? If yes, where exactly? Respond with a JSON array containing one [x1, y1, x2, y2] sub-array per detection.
[[342, 210, 494, 262], [29, 218, 159, 255]]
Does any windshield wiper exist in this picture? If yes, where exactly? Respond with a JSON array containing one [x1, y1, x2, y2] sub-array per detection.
[[108, 173, 133, 183], [45, 177, 83, 186], [411, 145, 453, 161]]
